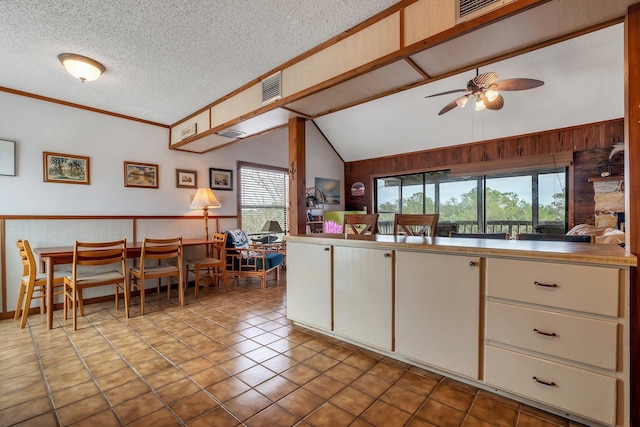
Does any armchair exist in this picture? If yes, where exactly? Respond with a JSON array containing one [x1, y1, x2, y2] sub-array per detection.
[[224, 229, 284, 288]]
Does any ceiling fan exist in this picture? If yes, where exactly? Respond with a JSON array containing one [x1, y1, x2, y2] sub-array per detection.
[[425, 71, 544, 115]]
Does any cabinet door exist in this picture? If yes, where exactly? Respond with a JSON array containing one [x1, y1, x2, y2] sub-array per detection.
[[333, 246, 393, 350], [286, 242, 332, 330], [395, 251, 481, 379]]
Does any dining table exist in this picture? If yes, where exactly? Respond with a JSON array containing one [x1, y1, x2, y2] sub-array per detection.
[[34, 239, 212, 330]]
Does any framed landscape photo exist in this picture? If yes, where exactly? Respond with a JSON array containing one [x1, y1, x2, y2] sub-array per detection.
[[124, 161, 158, 188], [43, 151, 90, 184], [209, 168, 233, 191], [176, 169, 197, 188]]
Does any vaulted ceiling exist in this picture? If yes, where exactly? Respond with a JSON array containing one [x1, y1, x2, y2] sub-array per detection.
[[0, 1, 633, 162]]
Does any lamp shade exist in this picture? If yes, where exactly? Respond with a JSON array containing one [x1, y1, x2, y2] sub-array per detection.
[[58, 53, 105, 82], [190, 188, 221, 209], [261, 220, 283, 233]]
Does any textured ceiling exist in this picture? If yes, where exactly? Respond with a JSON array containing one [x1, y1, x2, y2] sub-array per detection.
[[0, 0, 399, 125]]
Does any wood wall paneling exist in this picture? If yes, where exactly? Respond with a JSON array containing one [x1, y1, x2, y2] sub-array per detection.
[[210, 83, 263, 129], [344, 120, 625, 221], [403, 0, 455, 47], [170, 110, 210, 146]]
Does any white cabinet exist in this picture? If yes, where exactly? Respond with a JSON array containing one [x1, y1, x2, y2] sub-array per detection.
[[333, 246, 393, 350], [485, 258, 623, 426], [395, 251, 481, 379], [286, 242, 332, 330]]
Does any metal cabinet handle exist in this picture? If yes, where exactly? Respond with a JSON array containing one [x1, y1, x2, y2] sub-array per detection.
[[532, 376, 556, 387], [469, 261, 477, 267], [533, 328, 557, 337], [384, 253, 391, 258], [534, 281, 557, 288], [323, 247, 330, 251]]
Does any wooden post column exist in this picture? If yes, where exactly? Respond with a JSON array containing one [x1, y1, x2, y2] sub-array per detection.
[[288, 117, 306, 235], [626, 3, 640, 425]]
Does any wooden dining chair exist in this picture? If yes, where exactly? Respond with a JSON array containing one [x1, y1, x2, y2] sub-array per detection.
[[14, 239, 68, 329], [343, 213, 379, 235], [129, 237, 183, 314], [185, 233, 228, 297], [449, 232, 509, 239], [393, 214, 439, 237], [63, 239, 128, 330]]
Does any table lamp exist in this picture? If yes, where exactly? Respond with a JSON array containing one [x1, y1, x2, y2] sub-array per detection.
[[261, 220, 284, 243], [190, 188, 221, 240]]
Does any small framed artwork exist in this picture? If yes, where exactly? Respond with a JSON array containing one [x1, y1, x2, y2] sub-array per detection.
[[209, 168, 233, 191], [176, 169, 197, 188], [43, 151, 90, 184], [0, 139, 16, 176], [124, 161, 158, 188]]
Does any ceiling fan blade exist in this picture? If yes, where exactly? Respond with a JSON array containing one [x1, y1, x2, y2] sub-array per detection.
[[438, 98, 460, 115], [472, 72, 499, 88], [425, 88, 468, 98], [484, 93, 504, 110], [492, 78, 544, 91]]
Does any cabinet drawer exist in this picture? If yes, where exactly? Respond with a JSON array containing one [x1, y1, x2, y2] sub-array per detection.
[[485, 345, 616, 426], [486, 258, 619, 316], [486, 301, 618, 370]]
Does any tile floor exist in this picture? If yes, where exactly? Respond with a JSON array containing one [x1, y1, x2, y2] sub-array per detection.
[[0, 276, 588, 427]]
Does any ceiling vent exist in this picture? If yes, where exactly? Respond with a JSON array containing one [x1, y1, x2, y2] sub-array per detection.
[[456, 0, 515, 23], [261, 71, 281, 105], [216, 129, 246, 139]]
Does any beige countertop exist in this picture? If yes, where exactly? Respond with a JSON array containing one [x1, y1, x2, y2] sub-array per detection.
[[285, 234, 636, 267]]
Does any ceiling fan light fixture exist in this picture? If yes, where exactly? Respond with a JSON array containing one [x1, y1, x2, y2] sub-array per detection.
[[485, 89, 499, 102], [58, 53, 105, 82], [456, 95, 469, 108], [475, 97, 486, 111]]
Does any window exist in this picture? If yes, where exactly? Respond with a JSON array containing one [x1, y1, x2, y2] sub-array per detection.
[[239, 162, 288, 235], [375, 168, 566, 235]]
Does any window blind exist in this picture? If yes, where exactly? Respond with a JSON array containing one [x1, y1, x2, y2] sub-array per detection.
[[239, 164, 288, 234]]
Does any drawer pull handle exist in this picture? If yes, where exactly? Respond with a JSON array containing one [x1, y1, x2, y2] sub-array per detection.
[[384, 253, 392, 258], [532, 376, 556, 387], [323, 247, 330, 251], [534, 281, 557, 288], [469, 261, 477, 267], [533, 328, 557, 337]]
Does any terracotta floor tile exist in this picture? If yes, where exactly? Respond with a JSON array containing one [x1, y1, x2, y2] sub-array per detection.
[[279, 388, 325, 417], [231, 339, 263, 354], [245, 346, 280, 363], [430, 383, 475, 412], [103, 378, 150, 407], [262, 354, 298, 373], [342, 353, 379, 371], [361, 400, 412, 427], [144, 366, 185, 389], [406, 417, 439, 427], [380, 384, 427, 414], [56, 393, 110, 426], [0, 381, 48, 410], [520, 405, 570, 426], [351, 373, 393, 398], [281, 364, 321, 386], [396, 372, 439, 395], [12, 411, 58, 427], [322, 345, 355, 361], [187, 406, 241, 427], [171, 390, 219, 422], [236, 364, 276, 387], [113, 391, 165, 424], [94, 367, 139, 391], [469, 396, 518, 427], [245, 404, 300, 427], [302, 353, 340, 372], [219, 355, 258, 374], [303, 374, 346, 400], [191, 365, 230, 388], [254, 375, 299, 401], [178, 356, 216, 375], [304, 402, 356, 427], [0, 396, 51, 426], [324, 362, 364, 384], [284, 345, 317, 362], [415, 399, 465, 427], [207, 376, 252, 402], [224, 389, 273, 421], [156, 377, 200, 404], [266, 338, 298, 353], [517, 413, 566, 427], [126, 408, 181, 427], [367, 361, 407, 383], [330, 386, 376, 416], [463, 415, 496, 427]]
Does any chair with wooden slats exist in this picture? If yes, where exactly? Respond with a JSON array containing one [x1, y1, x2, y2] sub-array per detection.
[[129, 237, 183, 314], [393, 214, 439, 237], [185, 233, 228, 298], [343, 213, 379, 235], [63, 239, 128, 330]]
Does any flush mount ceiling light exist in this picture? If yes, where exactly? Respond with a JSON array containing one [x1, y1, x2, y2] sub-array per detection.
[[58, 53, 105, 82]]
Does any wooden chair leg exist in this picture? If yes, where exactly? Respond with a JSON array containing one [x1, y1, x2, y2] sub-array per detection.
[[124, 281, 130, 318], [20, 286, 34, 329], [14, 282, 26, 321], [77, 289, 85, 316], [140, 279, 146, 315]]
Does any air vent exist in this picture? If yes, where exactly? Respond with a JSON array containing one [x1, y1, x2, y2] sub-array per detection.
[[456, 0, 515, 23], [261, 71, 281, 105], [216, 129, 246, 139]]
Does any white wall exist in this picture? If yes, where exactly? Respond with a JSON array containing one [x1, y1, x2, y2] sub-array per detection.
[[0, 91, 344, 216]]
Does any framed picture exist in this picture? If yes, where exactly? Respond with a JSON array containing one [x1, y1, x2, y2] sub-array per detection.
[[176, 169, 197, 188], [124, 161, 158, 188], [0, 139, 16, 176], [209, 168, 233, 191], [181, 123, 197, 140], [315, 177, 341, 204], [43, 151, 90, 184]]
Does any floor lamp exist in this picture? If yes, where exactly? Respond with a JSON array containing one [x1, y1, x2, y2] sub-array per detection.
[[190, 188, 221, 245]]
